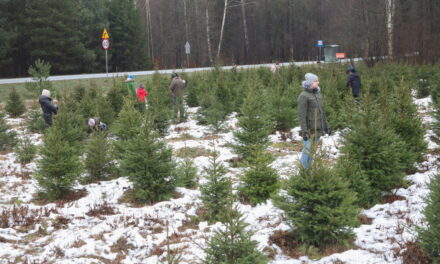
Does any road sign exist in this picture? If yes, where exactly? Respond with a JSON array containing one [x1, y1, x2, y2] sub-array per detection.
[[185, 41, 191, 54], [317, 40, 324, 47], [102, 39, 110, 50], [336, 52, 345, 59], [102, 28, 109, 39]]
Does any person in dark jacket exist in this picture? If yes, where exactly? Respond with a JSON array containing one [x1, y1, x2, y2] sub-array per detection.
[[38, 89, 58, 127], [346, 66, 361, 99], [297, 73, 330, 169], [169, 73, 186, 122]]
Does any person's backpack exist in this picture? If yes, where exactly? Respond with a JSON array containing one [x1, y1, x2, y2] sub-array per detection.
[[98, 122, 108, 131]]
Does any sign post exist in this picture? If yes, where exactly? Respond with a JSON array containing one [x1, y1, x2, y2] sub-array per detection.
[[336, 52, 345, 63], [185, 41, 190, 68], [317, 40, 324, 63], [102, 29, 110, 75]]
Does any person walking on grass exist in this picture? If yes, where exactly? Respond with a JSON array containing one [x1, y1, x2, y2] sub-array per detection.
[[137, 84, 148, 104], [297, 73, 330, 169], [125, 74, 136, 97], [38, 89, 58, 127], [169, 73, 186, 123], [346, 66, 361, 100]]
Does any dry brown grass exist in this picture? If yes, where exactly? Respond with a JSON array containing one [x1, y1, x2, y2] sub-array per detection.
[[268, 230, 301, 258], [72, 238, 87, 248], [174, 147, 212, 158], [86, 202, 117, 217], [0, 205, 57, 228], [358, 214, 374, 225], [167, 133, 196, 142], [399, 241, 431, 264], [110, 236, 135, 255], [381, 194, 406, 204]]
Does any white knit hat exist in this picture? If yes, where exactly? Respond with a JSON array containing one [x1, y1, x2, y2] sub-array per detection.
[[303, 73, 319, 87], [41, 89, 51, 97], [88, 118, 96, 127]]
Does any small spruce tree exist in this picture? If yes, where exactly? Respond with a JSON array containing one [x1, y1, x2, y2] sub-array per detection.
[[5, 88, 26, 117], [175, 158, 199, 189], [274, 149, 359, 248], [83, 132, 115, 183], [52, 102, 87, 154], [112, 98, 143, 141], [232, 86, 273, 162], [107, 78, 128, 116], [24, 59, 54, 98], [119, 117, 176, 203], [112, 99, 143, 158], [340, 96, 408, 202], [418, 172, 440, 263], [26, 102, 46, 133], [387, 78, 427, 166], [239, 150, 280, 205], [204, 205, 268, 264], [14, 137, 37, 164], [200, 150, 233, 223], [77, 84, 115, 126], [148, 72, 173, 135], [0, 112, 17, 151], [35, 126, 83, 200], [335, 155, 374, 207]]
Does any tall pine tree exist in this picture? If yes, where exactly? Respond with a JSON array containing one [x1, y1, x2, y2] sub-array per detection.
[[106, 0, 151, 71]]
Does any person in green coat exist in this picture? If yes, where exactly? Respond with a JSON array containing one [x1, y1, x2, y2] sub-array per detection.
[[125, 74, 136, 97], [297, 73, 330, 168]]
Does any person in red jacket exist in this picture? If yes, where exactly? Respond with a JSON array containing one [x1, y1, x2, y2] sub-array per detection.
[[136, 84, 148, 103]]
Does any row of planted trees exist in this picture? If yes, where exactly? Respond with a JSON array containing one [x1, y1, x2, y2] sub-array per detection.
[[0, 61, 439, 262]]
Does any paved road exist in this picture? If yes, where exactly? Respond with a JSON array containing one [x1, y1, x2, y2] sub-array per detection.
[[0, 59, 355, 85]]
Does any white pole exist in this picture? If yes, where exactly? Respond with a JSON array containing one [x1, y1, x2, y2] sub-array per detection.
[[105, 50, 108, 76]]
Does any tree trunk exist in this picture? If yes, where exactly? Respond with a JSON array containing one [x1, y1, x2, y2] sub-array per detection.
[[145, 0, 154, 61], [206, 7, 214, 65], [217, 0, 228, 59], [240, 0, 249, 61], [184, 0, 189, 41], [361, 0, 371, 60], [385, 0, 395, 59]]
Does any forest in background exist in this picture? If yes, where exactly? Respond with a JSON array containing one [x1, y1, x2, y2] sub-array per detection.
[[1, 0, 439, 78]]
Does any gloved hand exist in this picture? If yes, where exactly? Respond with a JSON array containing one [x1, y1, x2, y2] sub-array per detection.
[[326, 128, 331, 136], [302, 132, 308, 141]]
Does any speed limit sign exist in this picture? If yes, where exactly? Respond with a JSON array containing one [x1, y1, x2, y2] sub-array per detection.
[[102, 38, 110, 50]]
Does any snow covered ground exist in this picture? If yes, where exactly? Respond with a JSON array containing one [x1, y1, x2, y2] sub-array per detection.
[[0, 95, 438, 264]]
